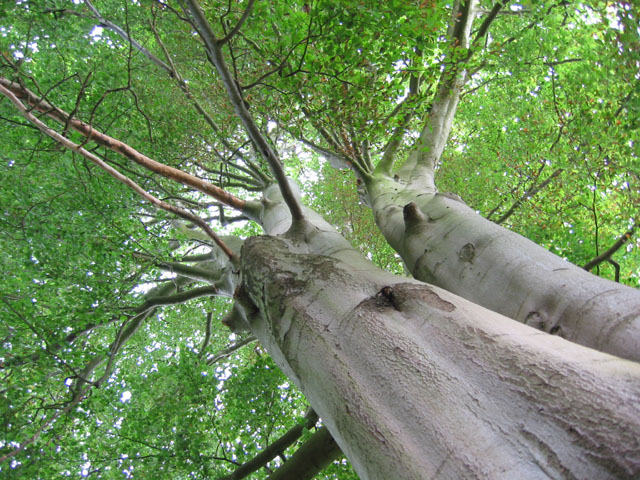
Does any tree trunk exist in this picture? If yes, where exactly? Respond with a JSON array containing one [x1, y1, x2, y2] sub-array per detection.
[[240, 231, 640, 480], [365, 176, 640, 362], [236, 183, 640, 479]]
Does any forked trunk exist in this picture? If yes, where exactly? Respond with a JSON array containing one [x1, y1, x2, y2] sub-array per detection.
[[240, 230, 640, 480], [366, 177, 640, 362]]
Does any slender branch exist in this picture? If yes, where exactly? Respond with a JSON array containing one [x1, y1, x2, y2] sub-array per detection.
[[84, 0, 173, 75], [216, 409, 319, 480], [0, 77, 247, 212], [376, 69, 423, 175], [402, 0, 476, 181], [198, 312, 214, 359], [583, 223, 636, 273], [151, 260, 223, 283], [206, 335, 257, 365], [130, 285, 219, 314], [495, 168, 563, 224], [185, 0, 305, 223], [240, 30, 315, 91], [299, 105, 343, 152], [218, 0, 257, 45], [2, 276, 193, 369], [0, 384, 91, 463], [147, 13, 268, 186], [473, 1, 510, 44], [0, 82, 238, 262], [607, 258, 621, 283], [266, 426, 342, 480]]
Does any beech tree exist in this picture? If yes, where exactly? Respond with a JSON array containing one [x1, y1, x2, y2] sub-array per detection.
[[1, 0, 639, 479]]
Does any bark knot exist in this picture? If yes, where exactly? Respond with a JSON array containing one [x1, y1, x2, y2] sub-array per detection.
[[458, 243, 476, 263]]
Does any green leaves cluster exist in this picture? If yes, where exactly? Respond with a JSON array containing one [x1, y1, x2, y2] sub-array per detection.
[[1, 0, 638, 478]]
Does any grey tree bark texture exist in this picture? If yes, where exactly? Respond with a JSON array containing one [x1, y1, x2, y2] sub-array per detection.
[[364, 176, 640, 363], [235, 184, 640, 480]]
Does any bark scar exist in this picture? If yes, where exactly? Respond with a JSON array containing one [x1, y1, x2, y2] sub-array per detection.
[[376, 286, 401, 311], [458, 243, 476, 263]]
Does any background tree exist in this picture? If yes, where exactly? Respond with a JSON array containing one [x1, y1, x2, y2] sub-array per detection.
[[1, 0, 639, 479]]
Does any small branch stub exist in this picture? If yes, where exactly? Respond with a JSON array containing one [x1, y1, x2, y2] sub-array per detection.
[[403, 202, 427, 231]]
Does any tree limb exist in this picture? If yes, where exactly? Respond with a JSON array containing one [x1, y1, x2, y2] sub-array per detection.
[[198, 312, 214, 359], [216, 409, 319, 480], [130, 285, 219, 314], [376, 64, 423, 175], [83, 0, 173, 75], [495, 168, 563, 224], [206, 335, 257, 365], [266, 426, 342, 480], [583, 223, 636, 273], [0, 77, 247, 213], [401, 0, 476, 183], [0, 81, 238, 262], [148, 12, 269, 186], [185, 0, 306, 223], [218, 0, 257, 45], [473, 1, 510, 44], [150, 260, 223, 283]]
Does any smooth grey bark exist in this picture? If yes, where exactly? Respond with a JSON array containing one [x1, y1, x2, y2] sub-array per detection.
[[232, 185, 640, 480], [365, 175, 640, 362], [240, 230, 640, 480]]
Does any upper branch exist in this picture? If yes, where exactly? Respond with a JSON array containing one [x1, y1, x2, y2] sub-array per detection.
[[184, 0, 306, 223], [376, 62, 423, 175], [218, 0, 257, 45], [217, 409, 319, 480], [0, 82, 238, 262], [473, 1, 510, 44], [83, 0, 173, 75], [495, 168, 563, 224], [0, 77, 247, 212], [85, 2, 268, 188], [401, 0, 477, 183]]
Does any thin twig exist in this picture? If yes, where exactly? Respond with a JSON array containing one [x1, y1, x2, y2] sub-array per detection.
[[495, 168, 563, 224], [206, 335, 257, 365], [198, 312, 214, 359]]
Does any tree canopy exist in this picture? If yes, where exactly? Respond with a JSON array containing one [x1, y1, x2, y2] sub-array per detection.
[[0, 0, 638, 478]]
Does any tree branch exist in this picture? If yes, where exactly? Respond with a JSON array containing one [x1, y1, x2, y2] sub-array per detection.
[[216, 409, 319, 480], [495, 168, 563, 224], [0, 82, 238, 262], [266, 426, 342, 480], [0, 383, 91, 464], [83, 0, 172, 75], [376, 67, 423, 175], [149, 259, 223, 283], [206, 335, 257, 365], [583, 223, 636, 273], [218, 0, 257, 45], [473, 1, 510, 44], [198, 312, 214, 359], [130, 285, 219, 314], [185, 0, 305, 223], [148, 12, 269, 187], [0, 77, 247, 212], [400, 0, 476, 184]]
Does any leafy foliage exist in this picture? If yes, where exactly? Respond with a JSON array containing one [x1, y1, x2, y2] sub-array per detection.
[[0, 0, 638, 478]]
